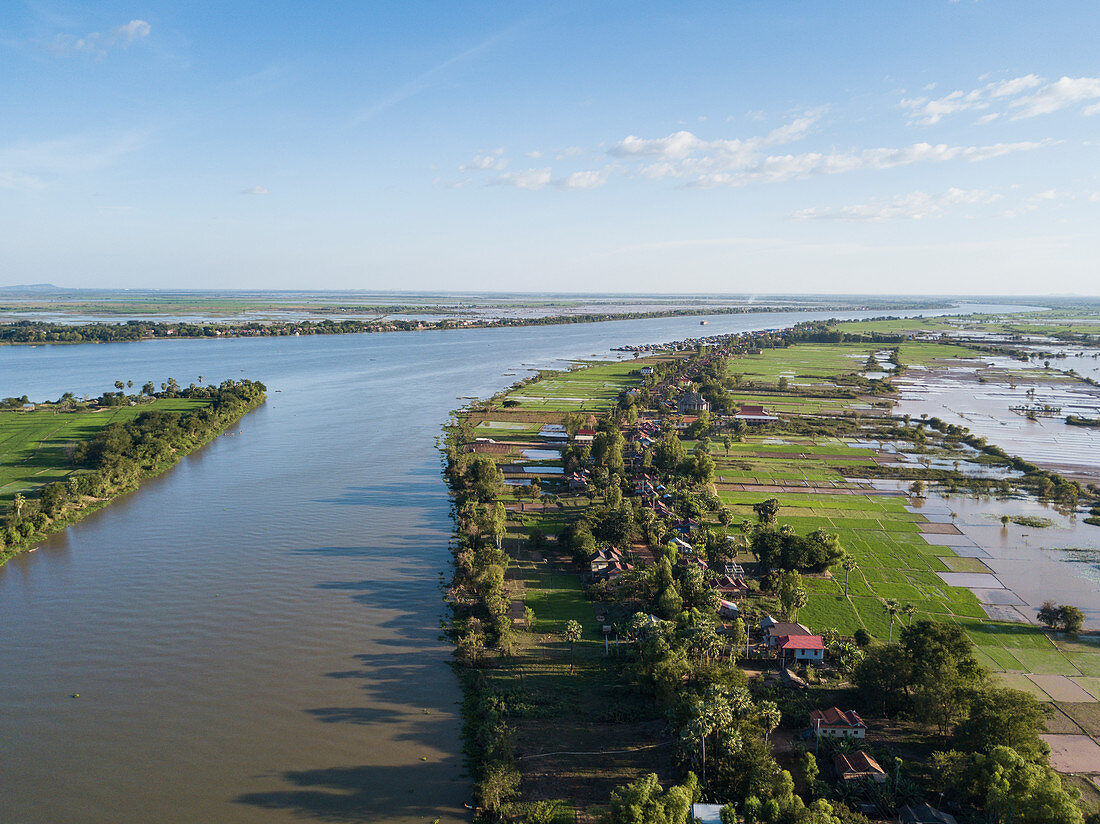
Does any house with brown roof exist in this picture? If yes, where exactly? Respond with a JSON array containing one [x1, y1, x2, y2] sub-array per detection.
[[763, 621, 812, 646], [834, 751, 887, 783], [809, 707, 867, 739], [898, 804, 958, 824]]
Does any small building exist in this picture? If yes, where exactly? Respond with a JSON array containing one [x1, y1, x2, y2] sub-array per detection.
[[677, 391, 710, 414], [589, 548, 623, 574], [809, 707, 867, 739], [898, 804, 958, 824], [733, 404, 779, 423], [566, 470, 590, 492], [718, 599, 740, 619], [776, 634, 824, 664], [575, 428, 596, 444], [669, 536, 693, 555], [640, 366, 654, 377], [21, 403, 36, 411], [834, 751, 887, 783]]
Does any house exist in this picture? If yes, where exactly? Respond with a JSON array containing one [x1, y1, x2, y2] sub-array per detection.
[[763, 621, 812, 647], [669, 536, 693, 555], [733, 404, 779, 423], [834, 751, 887, 783], [21, 403, 36, 411], [566, 471, 590, 492], [898, 804, 958, 824], [589, 548, 623, 574], [776, 634, 824, 664], [575, 428, 596, 444], [677, 391, 710, 414], [598, 560, 634, 582], [711, 575, 749, 596], [718, 599, 740, 619], [640, 366, 654, 377], [809, 707, 867, 739]]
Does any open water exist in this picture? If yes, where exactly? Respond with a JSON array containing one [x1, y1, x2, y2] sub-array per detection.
[[0, 306, 1031, 823]]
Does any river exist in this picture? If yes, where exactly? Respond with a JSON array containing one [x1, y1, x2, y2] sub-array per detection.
[[0, 305, 1033, 823]]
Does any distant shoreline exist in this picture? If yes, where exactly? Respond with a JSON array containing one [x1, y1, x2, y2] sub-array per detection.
[[0, 304, 952, 346]]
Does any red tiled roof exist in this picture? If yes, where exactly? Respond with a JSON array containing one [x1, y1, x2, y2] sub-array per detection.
[[810, 707, 866, 728], [777, 634, 824, 651]]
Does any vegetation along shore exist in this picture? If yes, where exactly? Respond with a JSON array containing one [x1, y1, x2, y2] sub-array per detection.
[[441, 314, 1100, 823], [0, 379, 266, 563]]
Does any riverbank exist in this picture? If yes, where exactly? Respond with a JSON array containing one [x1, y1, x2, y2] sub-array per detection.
[[0, 379, 266, 564], [441, 320, 1100, 820]]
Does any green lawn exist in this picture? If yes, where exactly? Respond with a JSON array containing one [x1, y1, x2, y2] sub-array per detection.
[[0, 399, 207, 505]]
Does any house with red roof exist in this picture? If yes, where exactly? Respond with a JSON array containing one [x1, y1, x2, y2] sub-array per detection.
[[776, 634, 824, 664], [809, 707, 867, 739]]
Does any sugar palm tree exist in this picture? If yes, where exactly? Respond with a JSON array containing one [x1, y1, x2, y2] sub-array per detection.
[[884, 599, 900, 642], [903, 603, 916, 627], [792, 587, 808, 623], [842, 556, 858, 597], [759, 700, 781, 743]]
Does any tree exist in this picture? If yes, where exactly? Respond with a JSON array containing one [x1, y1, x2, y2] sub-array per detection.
[[791, 587, 808, 623], [903, 603, 916, 627], [12, 493, 25, 520], [753, 498, 781, 525], [759, 700, 781, 742], [114, 380, 125, 391], [1037, 600, 1059, 629], [884, 599, 900, 642], [952, 686, 1050, 760], [563, 412, 586, 438], [607, 773, 692, 824], [1057, 605, 1085, 635], [842, 556, 858, 597], [722, 435, 732, 456], [478, 761, 520, 817], [490, 502, 506, 550], [563, 619, 582, 673]]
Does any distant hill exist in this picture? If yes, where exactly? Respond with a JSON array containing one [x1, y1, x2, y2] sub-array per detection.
[[0, 284, 65, 293]]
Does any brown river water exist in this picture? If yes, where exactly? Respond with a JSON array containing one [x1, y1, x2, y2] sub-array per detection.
[[0, 306, 1032, 823]]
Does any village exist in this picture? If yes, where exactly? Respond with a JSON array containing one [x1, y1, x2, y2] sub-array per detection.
[[443, 320, 1100, 824]]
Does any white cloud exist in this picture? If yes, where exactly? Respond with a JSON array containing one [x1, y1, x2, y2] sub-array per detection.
[[903, 74, 1100, 123], [792, 188, 1000, 221], [0, 171, 47, 193], [495, 168, 552, 190], [561, 170, 607, 190], [241, 186, 269, 195], [644, 139, 1043, 188], [51, 19, 151, 57], [462, 149, 507, 171], [1010, 76, 1100, 118]]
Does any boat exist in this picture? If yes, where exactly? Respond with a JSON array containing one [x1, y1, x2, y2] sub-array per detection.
[[699, 320, 708, 325]]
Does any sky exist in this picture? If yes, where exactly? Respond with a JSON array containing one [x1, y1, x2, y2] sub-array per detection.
[[1, 1, 1099, 295]]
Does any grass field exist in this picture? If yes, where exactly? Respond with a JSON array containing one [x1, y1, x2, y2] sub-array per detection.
[[0, 399, 207, 505], [502, 360, 643, 413]]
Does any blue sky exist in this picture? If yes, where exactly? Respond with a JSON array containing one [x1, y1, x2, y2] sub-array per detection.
[[1, 1, 1098, 294]]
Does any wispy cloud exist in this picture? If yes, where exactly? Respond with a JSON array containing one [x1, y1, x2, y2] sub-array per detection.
[[353, 24, 523, 124], [241, 186, 269, 195], [902, 74, 1100, 123], [792, 188, 1001, 221], [51, 19, 150, 57], [492, 167, 608, 191], [461, 149, 507, 171], [0, 131, 146, 192]]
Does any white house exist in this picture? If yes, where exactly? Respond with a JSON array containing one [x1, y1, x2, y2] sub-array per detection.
[[776, 634, 824, 664], [809, 707, 866, 739]]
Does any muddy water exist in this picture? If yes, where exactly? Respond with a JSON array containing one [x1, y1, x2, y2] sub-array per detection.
[[6, 308, 971, 824]]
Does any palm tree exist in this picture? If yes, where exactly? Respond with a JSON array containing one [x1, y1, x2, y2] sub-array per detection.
[[903, 603, 916, 627], [792, 586, 807, 622], [563, 620, 582, 673], [13, 493, 25, 520], [884, 599, 900, 642], [759, 700, 781, 743], [842, 556, 858, 597]]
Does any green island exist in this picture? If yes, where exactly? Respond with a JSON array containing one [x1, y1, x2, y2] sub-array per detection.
[[0, 378, 266, 563], [441, 315, 1100, 824]]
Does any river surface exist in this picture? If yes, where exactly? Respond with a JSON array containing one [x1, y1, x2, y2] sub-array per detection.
[[0, 305, 1033, 824]]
